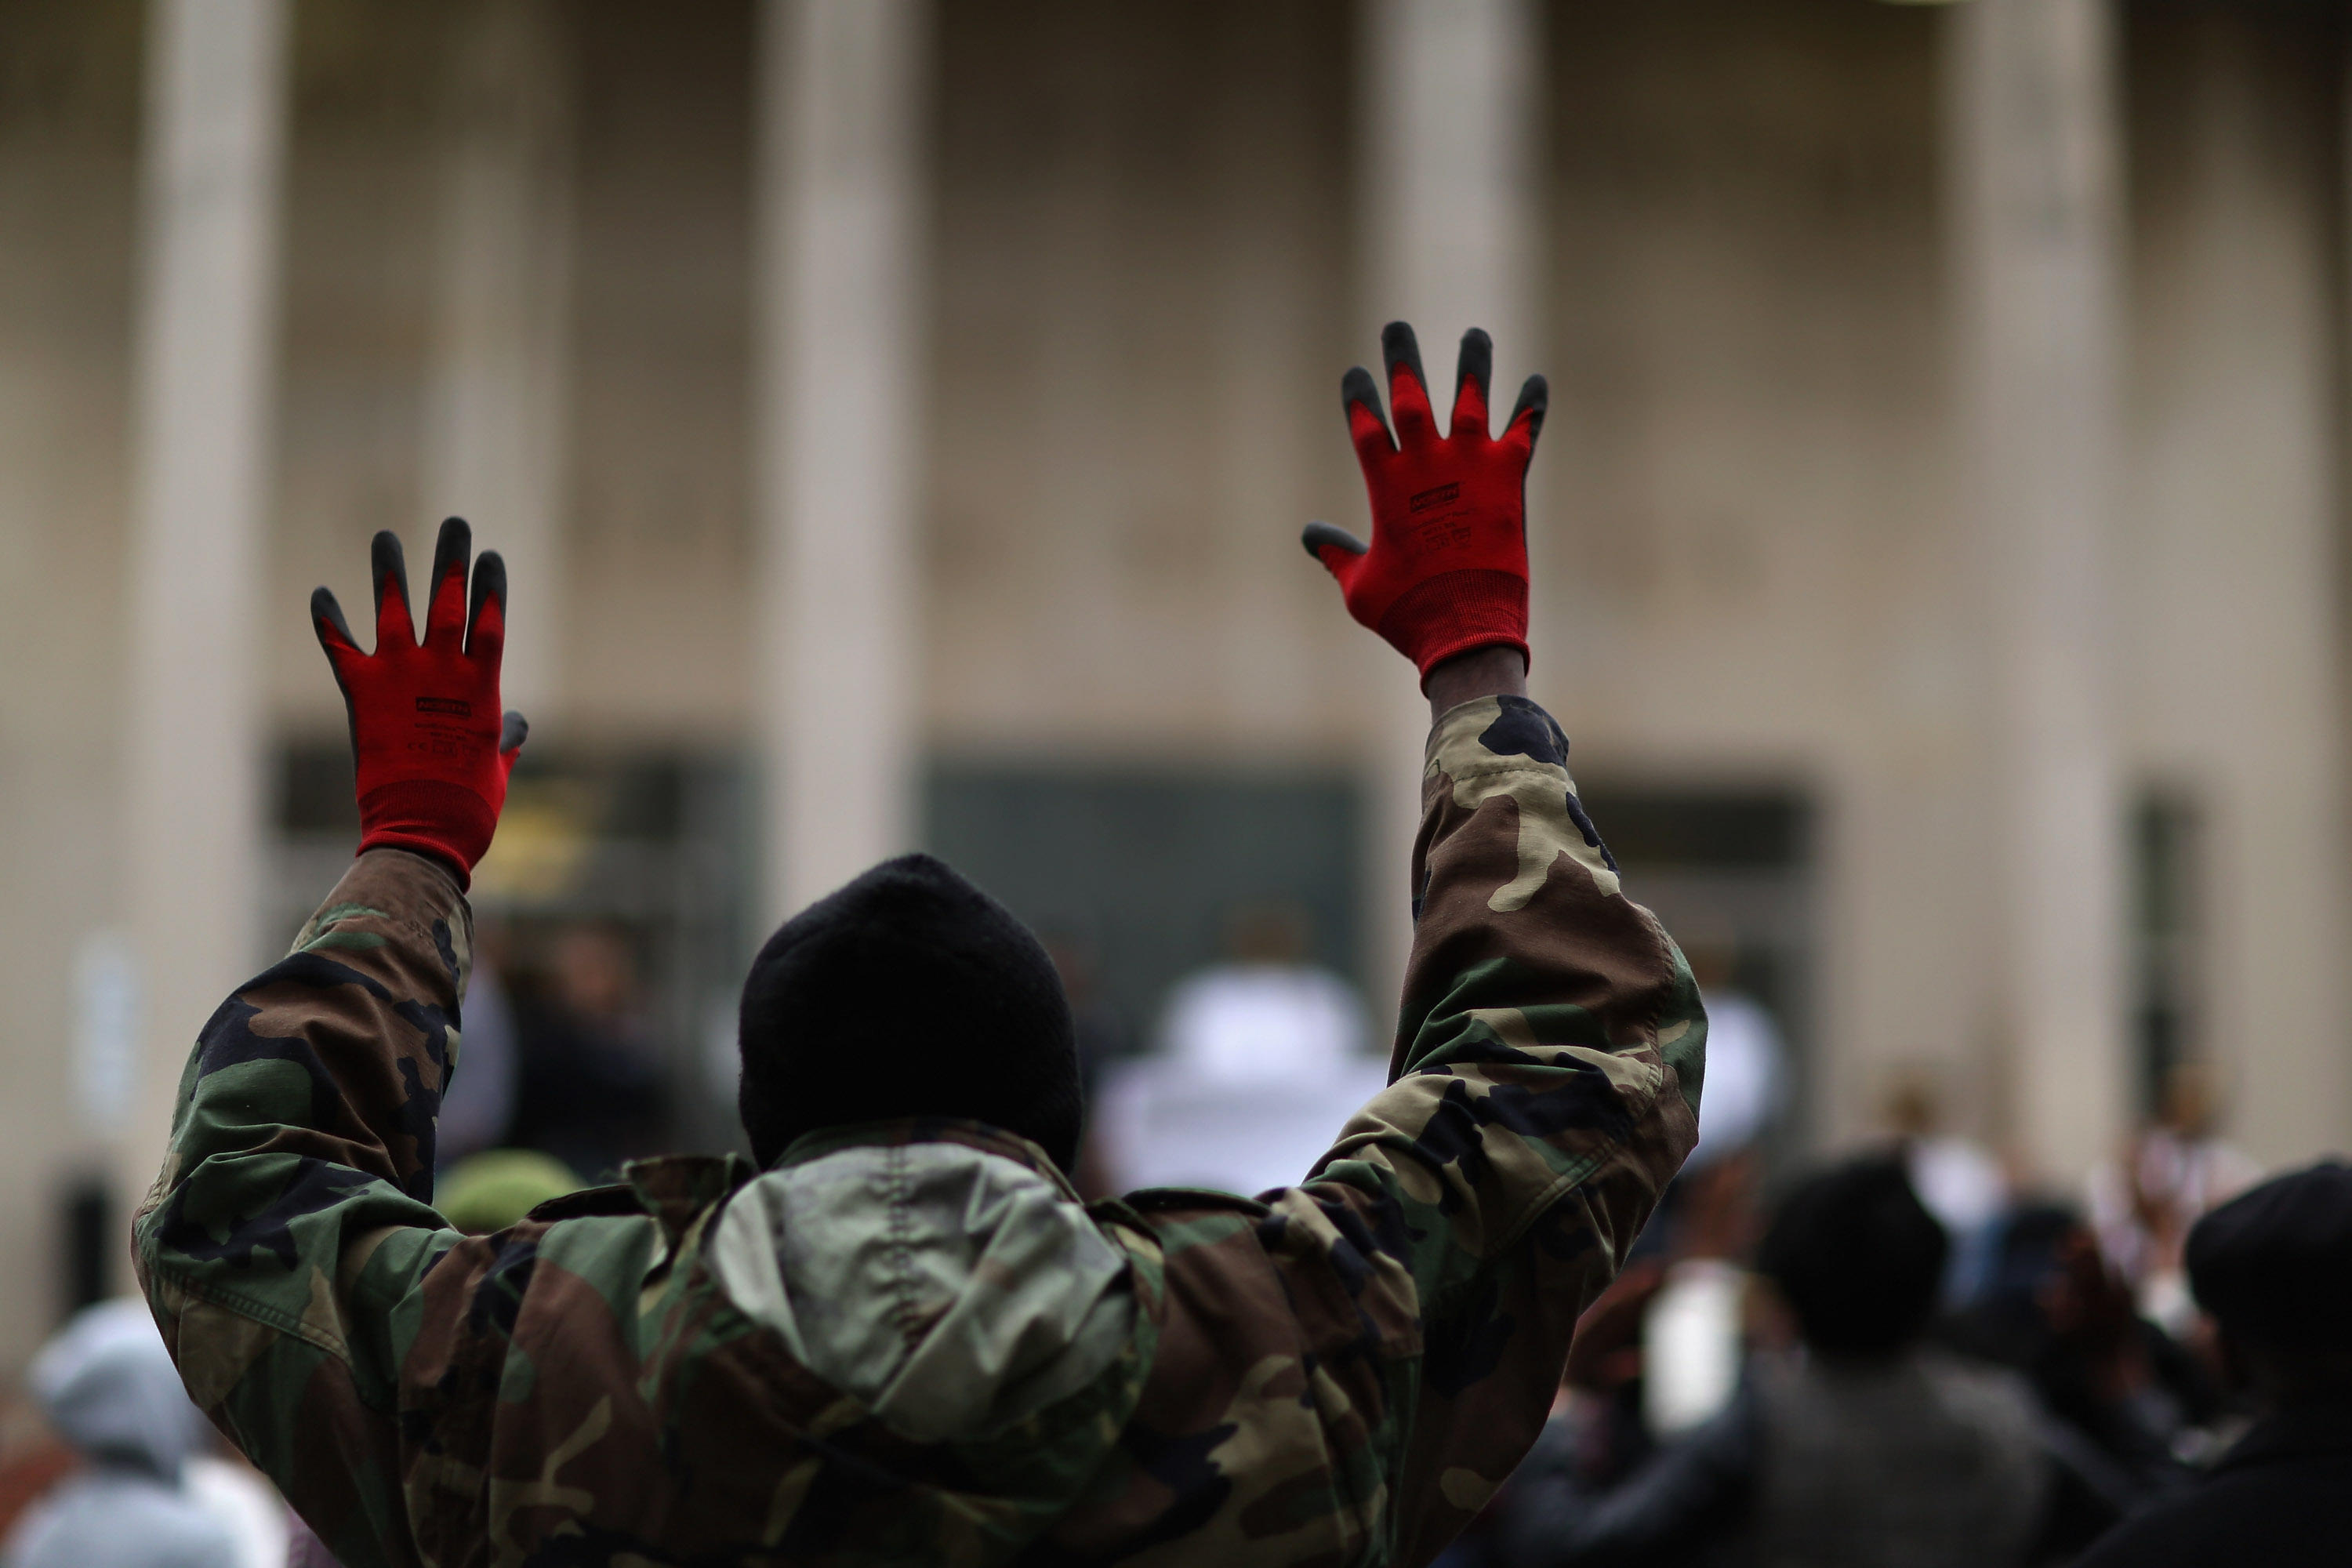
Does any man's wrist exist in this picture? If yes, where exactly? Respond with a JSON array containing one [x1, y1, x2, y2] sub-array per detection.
[[357, 836, 472, 893], [1425, 644, 1530, 721]]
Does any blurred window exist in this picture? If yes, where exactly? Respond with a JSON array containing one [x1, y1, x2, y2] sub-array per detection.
[[2132, 790, 2201, 1120], [924, 766, 1363, 1070]]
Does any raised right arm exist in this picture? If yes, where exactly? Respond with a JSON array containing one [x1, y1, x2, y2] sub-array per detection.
[[1304, 324, 1705, 1554], [1058, 326, 1705, 1566], [1284, 679, 1706, 1558]]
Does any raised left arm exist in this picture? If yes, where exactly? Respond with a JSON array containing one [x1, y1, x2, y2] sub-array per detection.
[[134, 520, 532, 1568], [135, 851, 473, 1568]]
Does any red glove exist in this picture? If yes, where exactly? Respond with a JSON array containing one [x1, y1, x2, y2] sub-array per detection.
[[312, 518, 526, 887], [1303, 322, 1547, 684]]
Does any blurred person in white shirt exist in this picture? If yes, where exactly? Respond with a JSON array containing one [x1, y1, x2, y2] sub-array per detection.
[[1638, 941, 1785, 1439], [1680, 991, 1781, 1174], [1885, 1070, 2010, 1304], [1096, 902, 1383, 1196], [2089, 1060, 2260, 1334]]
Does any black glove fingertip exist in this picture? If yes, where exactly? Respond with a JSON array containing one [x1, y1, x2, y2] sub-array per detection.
[[499, 710, 529, 753], [370, 531, 409, 618], [1341, 366, 1390, 434], [1381, 321, 1428, 395], [310, 585, 357, 650], [431, 514, 471, 583], [1508, 372, 1549, 445], [1456, 328, 1493, 405], [467, 550, 508, 652]]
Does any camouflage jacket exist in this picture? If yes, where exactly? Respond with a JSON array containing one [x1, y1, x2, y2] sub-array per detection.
[[134, 695, 1704, 1568]]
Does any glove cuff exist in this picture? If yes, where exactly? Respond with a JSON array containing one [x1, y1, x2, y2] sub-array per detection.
[[1374, 568, 1530, 685], [358, 779, 499, 888]]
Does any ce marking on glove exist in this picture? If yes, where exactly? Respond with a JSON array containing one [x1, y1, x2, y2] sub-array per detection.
[[1412, 513, 1474, 549], [408, 724, 474, 758]]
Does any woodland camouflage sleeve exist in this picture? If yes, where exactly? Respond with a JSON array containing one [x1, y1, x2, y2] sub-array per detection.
[[1294, 692, 1704, 1558], [131, 848, 476, 1568], [1062, 695, 1704, 1567]]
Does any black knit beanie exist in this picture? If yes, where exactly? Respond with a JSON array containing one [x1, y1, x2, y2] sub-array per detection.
[[736, 852, 1083, 1172], [2187, 1160, 2352, 1353]]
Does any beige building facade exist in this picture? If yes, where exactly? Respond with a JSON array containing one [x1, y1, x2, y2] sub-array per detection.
[[1, 0, 2348, 1367]]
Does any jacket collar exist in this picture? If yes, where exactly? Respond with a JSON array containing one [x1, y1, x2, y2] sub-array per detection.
[[772, 1116, 1085, 1203]]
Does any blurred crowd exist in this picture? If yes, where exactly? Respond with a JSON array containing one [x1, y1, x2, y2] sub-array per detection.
[[1427, 1040, 2336, 1568], [2, 951, 2343, 1568]]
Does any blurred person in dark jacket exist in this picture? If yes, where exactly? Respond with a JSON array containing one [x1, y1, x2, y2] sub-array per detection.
[[1940, 1204, 2212, 1555], [508, 921, 667, 1179], [427, 935, 517, 1168], [2074, 1160, 2352, 1566], [1492, 1156, 2047, 1568]]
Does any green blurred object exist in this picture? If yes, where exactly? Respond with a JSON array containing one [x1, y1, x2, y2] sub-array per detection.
[[437, 1149, 583, 1235]]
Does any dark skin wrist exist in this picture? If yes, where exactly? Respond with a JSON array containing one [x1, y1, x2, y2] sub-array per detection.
[[1425, 644, 1529, 722]]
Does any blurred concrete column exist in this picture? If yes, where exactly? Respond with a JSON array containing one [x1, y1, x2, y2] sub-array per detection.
[[752, 0, 927, 923], [421, 0, 575, 721], [1355, 0, 1541, 1012], [1206, 11, 1317, 745], [1947, 0, 2129, 1182], [121, 0, 289, 1208]]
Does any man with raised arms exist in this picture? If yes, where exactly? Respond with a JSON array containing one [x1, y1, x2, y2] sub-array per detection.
[[135, 323, 1704, 1566]]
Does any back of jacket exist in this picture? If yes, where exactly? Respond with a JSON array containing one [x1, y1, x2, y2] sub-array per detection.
[[1751, 1351, 2048, 1568], [132, 695, 1703, 1567]]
